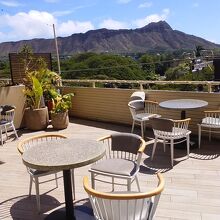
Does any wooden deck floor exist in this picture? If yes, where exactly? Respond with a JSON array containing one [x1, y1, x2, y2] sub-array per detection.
[[0, 118, 220, 220]]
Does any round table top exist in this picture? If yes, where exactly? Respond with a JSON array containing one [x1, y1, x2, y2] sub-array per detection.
[[22, 138, 106, 171], [159, 99, 208, 110]]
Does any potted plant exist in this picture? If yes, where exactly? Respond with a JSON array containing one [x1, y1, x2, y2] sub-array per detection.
[[21, 45, 61, 130], [24, 76, 49, 130], [49, 89, 74, 130]]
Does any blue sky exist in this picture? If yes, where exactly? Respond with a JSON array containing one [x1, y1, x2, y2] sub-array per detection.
[[0, 0, 219, 44]]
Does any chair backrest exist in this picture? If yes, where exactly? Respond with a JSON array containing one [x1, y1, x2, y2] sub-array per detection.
[[150, 117, 191, 139], [17, 134, 67, 155], [130, 91, 145, 101], [83, 173, 165, 220], [150, 118, 173, 132], [128, 100, 145, 119], [203, 110, 220, 127], [0, 105, 16, 122], [98, 133, 145, 164]]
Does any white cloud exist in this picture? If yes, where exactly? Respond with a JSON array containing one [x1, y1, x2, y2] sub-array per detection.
[[0, 10, 94, 42], [58, 20, 94, 36], [117, 0, 131, 4], [99, 19, 128, 29], [138, 2, 152, 9], [133, 8, 170, 27], [0, 0, 22, 7]]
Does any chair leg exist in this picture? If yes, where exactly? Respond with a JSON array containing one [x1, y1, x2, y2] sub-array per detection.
[[12, 123, 18, 139], [112, 177, 115, 191], [29, 175, 33, 196], [163, 140, 166, 152], [55, 173, 58, 188], [71, 169, 76, 200], [0, 129, 3, 146], [198, 125, 201, 149], [91, 172, 95, 189], [151, 138, 158, 160], [141, 122, 144, 138], [209, 128, 211, 142], [170, 139, 174, 167], [186, 135, 190, 158], [4, 125, 8, 140], [127, 179, 131, 191], [135, 176, 141, 192], [34, 177, 41, 213], [131, 121, 135, 133]]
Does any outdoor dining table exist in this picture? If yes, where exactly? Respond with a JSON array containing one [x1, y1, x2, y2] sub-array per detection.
[[22, 138, 106, 220], [159, 99, 208, 119]]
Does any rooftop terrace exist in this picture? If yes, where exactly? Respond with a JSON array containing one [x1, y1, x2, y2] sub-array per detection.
[[0, 118, 220, 220]]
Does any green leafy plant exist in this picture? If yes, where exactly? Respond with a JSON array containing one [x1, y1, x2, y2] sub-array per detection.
[[49, 89, 74, 113], [23, 76, 43, 109]]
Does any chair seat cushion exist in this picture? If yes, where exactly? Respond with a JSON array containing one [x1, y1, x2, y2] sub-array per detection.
[[91, 158, 137, 177], [135, 113, 159, 121], [201, 117, 220, 127], [29, 168, 51, 176], [0, 119, 8, 125]]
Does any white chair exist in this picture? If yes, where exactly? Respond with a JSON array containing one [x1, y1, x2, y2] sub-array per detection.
[[198, 110, 220, 148], [89, 133, 146, 192], [150, 117, 191, 167], [83, 173, 165, 220], [0, 105, 18, 146], [17, 134, 71, 212], [128, 100, 160, 138], [130, 91, 145, 101]]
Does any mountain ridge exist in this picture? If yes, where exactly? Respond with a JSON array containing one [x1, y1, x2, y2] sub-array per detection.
[[0, 21, 219, 56]]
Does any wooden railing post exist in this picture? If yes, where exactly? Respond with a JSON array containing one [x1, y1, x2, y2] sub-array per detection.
[[92, 82, 96, 88], [139, 83, 143, 90], [207, 83, 212, 93]]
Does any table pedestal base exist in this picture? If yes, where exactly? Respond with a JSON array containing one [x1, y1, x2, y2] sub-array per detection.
[[45, 206, 94, 220]]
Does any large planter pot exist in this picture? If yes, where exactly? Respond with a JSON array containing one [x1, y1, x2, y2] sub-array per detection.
[[25, 107, 49, 131], [51, 110, 69, 130]]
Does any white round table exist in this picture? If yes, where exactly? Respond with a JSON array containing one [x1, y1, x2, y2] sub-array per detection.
[[22, 138, 106, 220], [159, 99, 208, 119]]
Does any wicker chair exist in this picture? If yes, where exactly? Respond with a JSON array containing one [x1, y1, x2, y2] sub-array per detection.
[[89, 133, 146, 192], [0, 105, 18, 145], [17, 134, 71, 212], [150, 117, 191, 167], [128, 100, 160, 138], [198, 110, 220, 148], [83, 173, 165, 220]]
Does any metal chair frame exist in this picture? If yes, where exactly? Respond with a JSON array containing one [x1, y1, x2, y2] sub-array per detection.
[[83, 173, 165, 220], [89, 134, 146, 192]]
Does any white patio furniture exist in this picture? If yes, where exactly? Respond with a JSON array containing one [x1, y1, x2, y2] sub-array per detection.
[[0, 105, 18, 146], [198, 110, 220, 148], [17, 134, 67, 213], [89, 133, 145, 192], [128, 100, 160, 138], [83, 173, 165, 220], [150, 117, 191, 167]]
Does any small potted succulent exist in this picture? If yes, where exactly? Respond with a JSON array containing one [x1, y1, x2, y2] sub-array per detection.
[[49, 89, 74, 130]]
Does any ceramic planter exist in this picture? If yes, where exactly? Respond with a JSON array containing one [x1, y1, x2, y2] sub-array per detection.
[[51, 110, 69, 130]]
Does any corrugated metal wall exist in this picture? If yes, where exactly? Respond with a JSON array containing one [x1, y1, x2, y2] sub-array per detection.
[[61, 87, 220, 135]]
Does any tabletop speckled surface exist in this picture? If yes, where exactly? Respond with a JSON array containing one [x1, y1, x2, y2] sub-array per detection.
[[22, 138, 105, 171], [159, 99, 208, 110]]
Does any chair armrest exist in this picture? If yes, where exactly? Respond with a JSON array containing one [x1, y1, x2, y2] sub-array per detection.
[[97, 135, 111, 142], [137, 138, 146, 153], [172, 118, 191, 123], [144, 100, 159, 105], [204, 110, 220, 113]]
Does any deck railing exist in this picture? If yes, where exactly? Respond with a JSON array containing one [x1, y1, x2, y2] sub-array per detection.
[[61, 79, 220, 93], [1, 78, 220, 93]]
